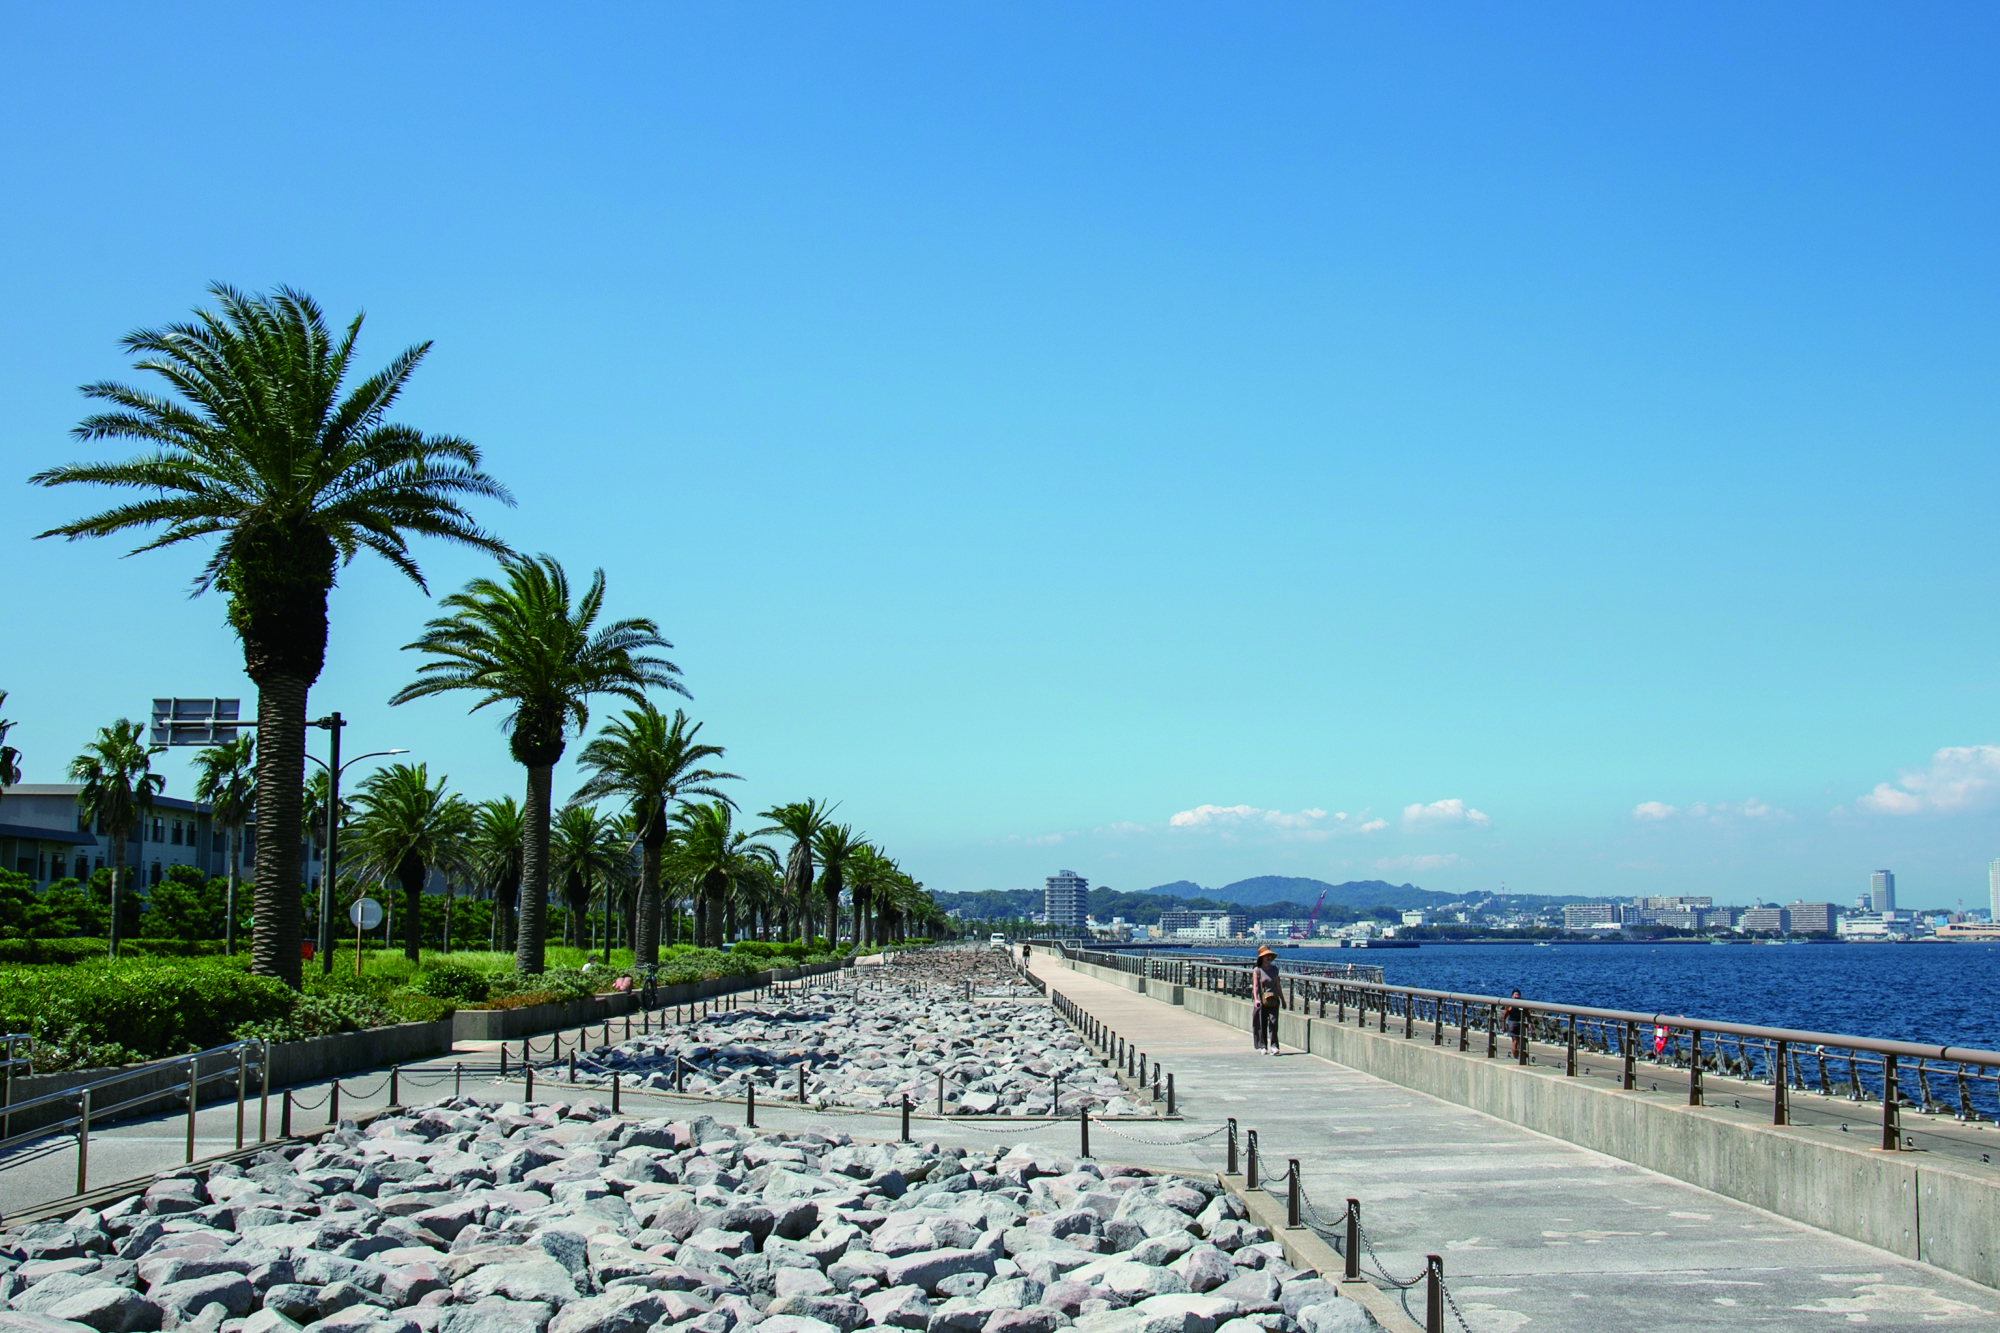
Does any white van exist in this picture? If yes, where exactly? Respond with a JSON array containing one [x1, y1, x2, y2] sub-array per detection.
[[989, 933, 1007, 948]]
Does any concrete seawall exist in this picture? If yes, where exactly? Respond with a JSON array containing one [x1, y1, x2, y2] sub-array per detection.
[[1058, 954, 2000, 1289]]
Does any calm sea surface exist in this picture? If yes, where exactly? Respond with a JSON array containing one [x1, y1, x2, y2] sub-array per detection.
[[1121, 943, 2000, 1052]]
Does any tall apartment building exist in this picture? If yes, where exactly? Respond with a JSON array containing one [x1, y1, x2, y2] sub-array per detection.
[[1785, 901, 1835, 935], [1044, 870, 1089, 931], [1871, 870, 1896, 913], [1562, 904, 1620, 929], [1740, 906, 1791, 934]]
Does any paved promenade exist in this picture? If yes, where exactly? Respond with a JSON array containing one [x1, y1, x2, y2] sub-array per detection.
[[0, 958, 1994, 1330], [1024, 952, 1996, 1331]]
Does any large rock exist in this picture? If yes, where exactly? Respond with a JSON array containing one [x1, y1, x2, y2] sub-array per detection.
[[547, 1288, 675, 1333], [882, 1250, 997, 1295], [147, 1275, 254, 1322], [1294, 1302, 1379, 1333], [41, 1289, 161, 1333], [1167, 1251, 1233, 1296], [860, 1287, 933, 1330], [437, 1299, 552, 1333], [762, 1296, 865, 1333], [452, 1262, 578, 1306]]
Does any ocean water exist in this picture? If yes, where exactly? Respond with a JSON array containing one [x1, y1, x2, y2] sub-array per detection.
[[1127, 942, 2000, 1053]]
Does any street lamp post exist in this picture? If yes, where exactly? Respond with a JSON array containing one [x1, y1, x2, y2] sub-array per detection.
[[305, 712, 406, 976]]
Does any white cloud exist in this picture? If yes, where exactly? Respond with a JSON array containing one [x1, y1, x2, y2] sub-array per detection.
[[1357, 818, 1387, 834], [1637, 798, 1785, 823], [1401, 799, 1491, 829], [1857, 745, 2000, 815], [1374, 853, 1462, 872], [1166, 804, 1333, 830]]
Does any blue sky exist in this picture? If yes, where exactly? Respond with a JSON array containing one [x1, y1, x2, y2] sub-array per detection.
[[4, 6, 1999, 909]]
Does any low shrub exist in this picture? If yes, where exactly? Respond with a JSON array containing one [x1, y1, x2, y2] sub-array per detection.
[[656, 948, 762, 986], [485, 990, 561, 1010], [386, 992, 455, 1024], [233, 991, 397, 1044], [0, 939, 111, 965], [0, 958, 295, 1059], [412, 959, 491, 1004]]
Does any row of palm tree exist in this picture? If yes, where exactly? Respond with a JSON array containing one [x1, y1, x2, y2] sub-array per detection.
[[28, 285, 945, 984]]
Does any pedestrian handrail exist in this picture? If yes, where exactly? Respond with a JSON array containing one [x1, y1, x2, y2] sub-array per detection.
[[1052, 939, 2000, 1139], [1041, 940, 1386, 985]]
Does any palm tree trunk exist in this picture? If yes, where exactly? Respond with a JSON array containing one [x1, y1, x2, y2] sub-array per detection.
[[107, 838, 126, 958], [400, 858, 425, 964], [251, 675, 309, 988], [637, 837, 662, 966], [516, 763, 552, 975], [224, 825, 240, 956]]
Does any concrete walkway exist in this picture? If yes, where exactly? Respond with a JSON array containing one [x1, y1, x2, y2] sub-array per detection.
[[4, 959, 1996, 1330], [1026, 952, 1997, 1331]]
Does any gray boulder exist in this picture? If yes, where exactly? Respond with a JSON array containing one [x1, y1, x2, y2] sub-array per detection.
[[148, 1276, 254, 1322], [859, 1286, 932, 1330], [1293, 1303, 1377, 1333], [41, 1289, 161, 1333]]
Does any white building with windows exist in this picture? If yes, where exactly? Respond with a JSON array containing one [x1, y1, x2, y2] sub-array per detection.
[[0, 784, 226, 889], [1044, 870, 1089, 932]]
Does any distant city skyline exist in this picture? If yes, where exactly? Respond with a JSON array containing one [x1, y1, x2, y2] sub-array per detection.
[[5, 9, 2000, 907]]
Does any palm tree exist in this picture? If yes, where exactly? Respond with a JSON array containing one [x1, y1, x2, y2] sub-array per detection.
[[69, 720, 165, 957], [849, 842, 903, 950], [672, 802, 778, 948], [33, 286, 512, 987], [392, 554, 680, 975], [347, 764, 472, 963], [552, 803, 624, 956], [757, 799, 835, 945], [470, 797, 525, 951], [812, 822, 863, 948], [573, 704, 736, 967], [0, 692, 22, 810], [191, 735, 256, 955]]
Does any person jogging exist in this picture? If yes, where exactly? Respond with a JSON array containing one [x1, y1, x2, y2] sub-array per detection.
[[1252, 946, 1285, 1055]]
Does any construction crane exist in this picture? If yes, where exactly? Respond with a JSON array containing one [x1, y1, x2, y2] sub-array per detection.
[[1296, 887, 1328, 939]]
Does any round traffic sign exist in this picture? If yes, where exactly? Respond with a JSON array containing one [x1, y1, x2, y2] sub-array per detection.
[[349, 897, 384, 930]]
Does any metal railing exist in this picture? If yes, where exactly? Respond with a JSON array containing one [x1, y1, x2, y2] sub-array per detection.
[[1053, 940, 2000, 1154], [1047, 941, 1386, 985], [0, 1040, 271, 1198]]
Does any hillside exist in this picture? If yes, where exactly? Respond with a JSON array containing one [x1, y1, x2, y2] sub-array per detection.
[[1139, 875, 1455, 910]]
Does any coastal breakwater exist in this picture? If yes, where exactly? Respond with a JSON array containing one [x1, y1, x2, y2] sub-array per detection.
[[1052, 952, 2000, 1290]]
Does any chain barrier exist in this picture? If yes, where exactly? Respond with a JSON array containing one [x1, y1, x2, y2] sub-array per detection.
[[1087, 1120, 1229, 1146], [1276, 1159, 1475, 1332]]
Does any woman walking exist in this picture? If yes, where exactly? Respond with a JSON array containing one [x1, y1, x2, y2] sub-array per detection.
[[1252, 946, 1284, 1054]]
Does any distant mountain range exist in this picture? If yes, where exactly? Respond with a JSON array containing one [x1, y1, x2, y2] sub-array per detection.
[[934, 874, 1593, 924], [1144, 876, 1455, 910]]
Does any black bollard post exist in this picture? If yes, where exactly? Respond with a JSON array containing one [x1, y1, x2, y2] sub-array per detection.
[[901, 1094, 912, 1143], [525, 1066, 534, 1101], [1246, 1130, 1259, 1190], [1287, 1160, 1301, 1229], [1227, 1117, 1238, 1175], [280, 1090, 292, 1139], [612, 1072, 621, 1115], [1167, 1073, 1175, 1116], [1426, 1256, 1444, 1333], [1345, 1201, 1361, 1281], [747, 1083, 756, 1128], [798, 1065, 807, 1103], [1080, 1106, 1090, 1158], [570, 1052, 577, 1083]]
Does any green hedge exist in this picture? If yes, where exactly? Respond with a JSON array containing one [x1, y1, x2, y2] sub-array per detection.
[[0, 957, 294, 1069]]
